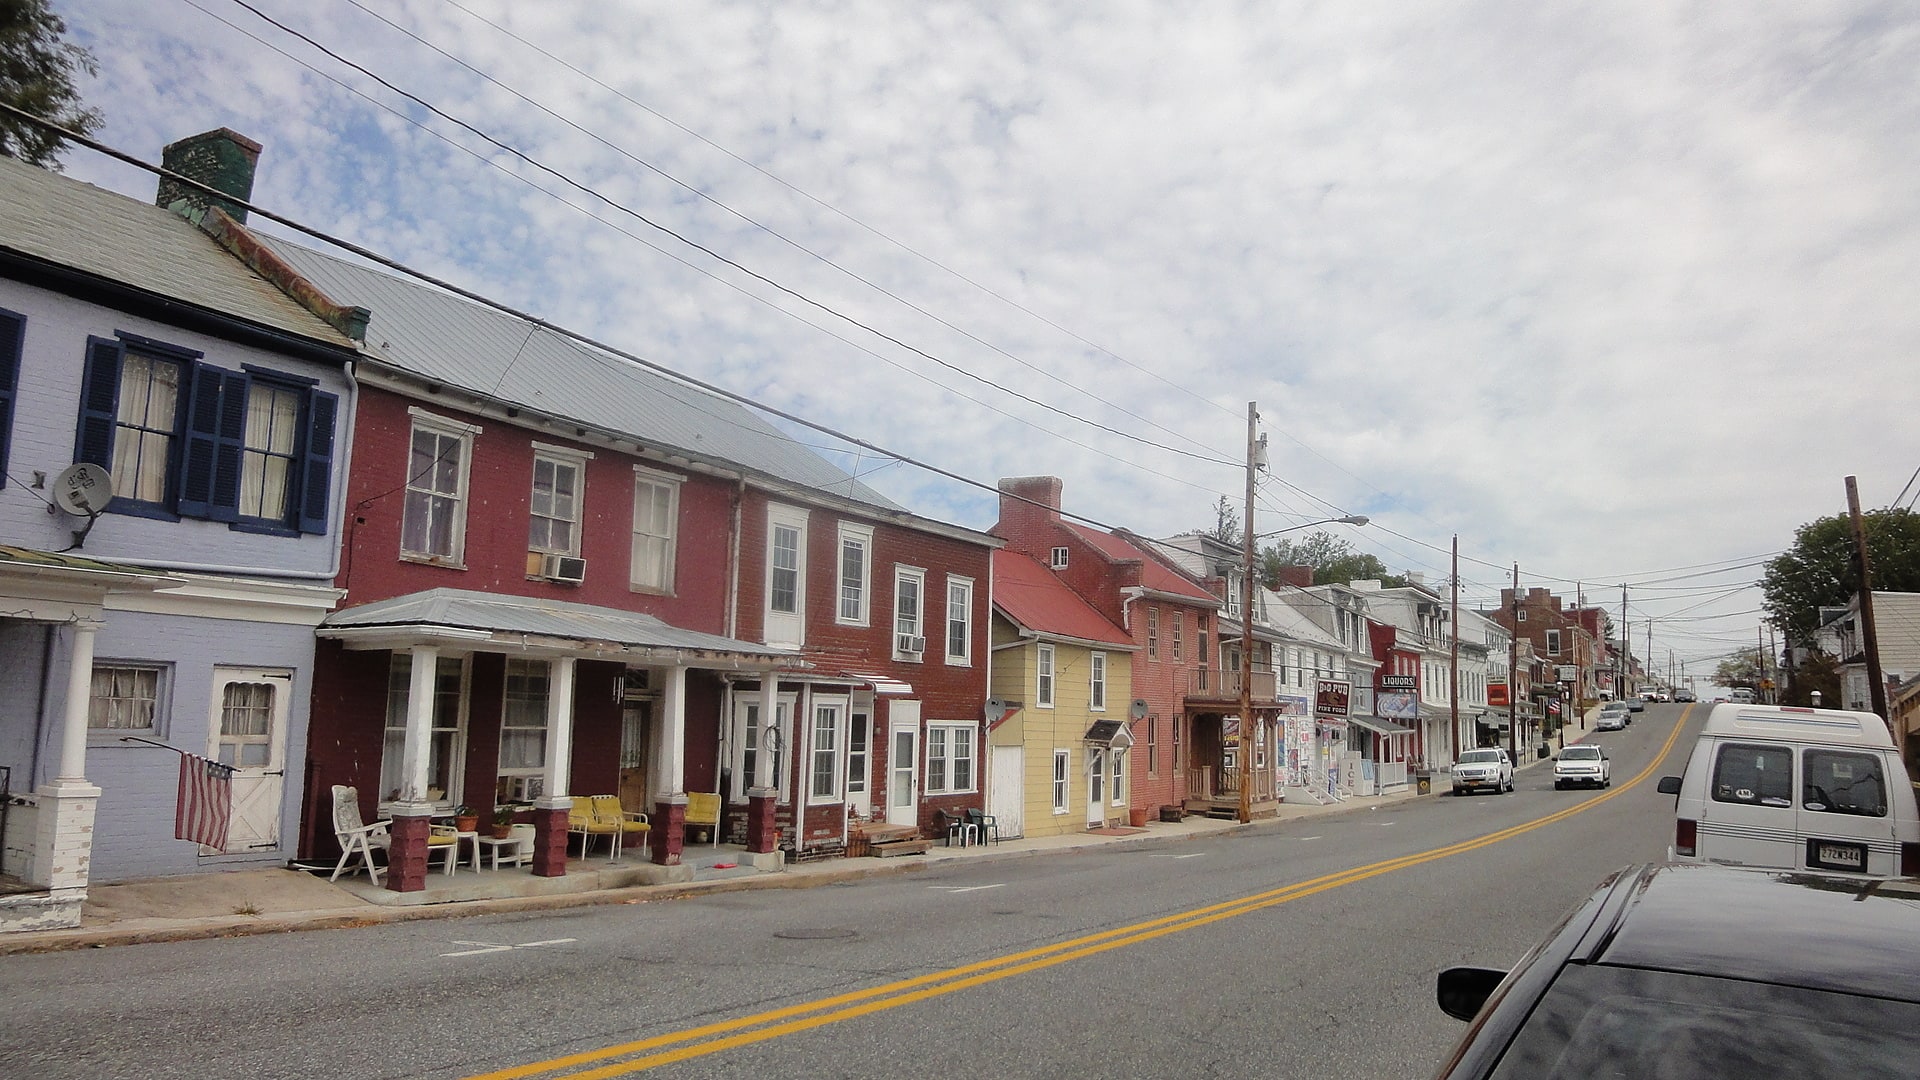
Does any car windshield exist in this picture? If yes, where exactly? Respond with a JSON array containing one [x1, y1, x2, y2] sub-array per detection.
[[1602, 703, 1627, 711], [1561, 746, 1601, 760], [1459, 750, 1501, 763], [1488, 963, 1920, 1080]]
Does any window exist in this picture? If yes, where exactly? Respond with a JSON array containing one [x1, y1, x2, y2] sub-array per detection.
[[1050, 546, 1069, 569], [381, 654, 465, 804], [1710, 743, 1792, 807], [529, 445, 590, 556], [497, 659, 550, 802], [1090, 651, 1107, 711], [894, 565, 926, 660], [215, 678, 276, 769], [764, 505, 808, 647], [75, 335, 338, 532], [1146, 716, 1159, 777], [770, 526, 801, 612], [926, 721, 977, 794], [1516, 608, 1528, 622], [945, 575, 974, 665], [631, 467, 680, 591], [0, 308, 21, 485], [1147, 607, 1160, 661], [1111, 747, 1127, 806], [837, 524, 873, 625], [1172, 714, 1182, 770], [738, 697, 792, 801], [1546, 629, 1562, 655], [401, 410, 477, 562], [1052, 749, 1070, 813], [1802, 749, 1887, 817], [809, 698, 846, 802], [1171, 612, 1183, 662], [847, 708, 870, 796], [87, 664, 164, 733], [1037, 644, 1055, 708]]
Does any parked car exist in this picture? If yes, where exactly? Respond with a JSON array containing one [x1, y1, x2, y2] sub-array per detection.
[[1729, 687, 1756, 703], [1674, 689, 1696, 703], [1594, 703, 1628, 731], [1656, 703, 1920, 878], [1624, 695, 1645, 713], [1553, 745, 1610, 789], [1452, 748, 1514, 796], [1431, 864, 1920, 1080]]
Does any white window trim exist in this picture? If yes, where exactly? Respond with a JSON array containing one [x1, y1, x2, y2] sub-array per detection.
[[807, 694, 850, 805], [401, 408, 480, 567], [1050, 546, 1069, 569], [893, 564, 927, 662], [1090, 650, 1107, 712], [924, 720, 979, 795], [1110, 747, 1128, 807], [836, 523, 874, 627], [764, 504, 809, 647], [1052, 748, 1070, 814], [86, 661, 170, 740], [528, 444, 592, 558], [1036, 644, 1055, 708], [497, 658, 550, 803], [733, 693, 797, 803], [944, 574, 974, 667], [631, 464, 683, 594]]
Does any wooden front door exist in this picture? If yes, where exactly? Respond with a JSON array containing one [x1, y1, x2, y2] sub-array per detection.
[[207, 667, 292, 853], [618, 701, 651, 813]]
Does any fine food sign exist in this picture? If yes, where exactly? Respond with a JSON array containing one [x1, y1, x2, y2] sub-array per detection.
[[1314, 679, 1350, 718]]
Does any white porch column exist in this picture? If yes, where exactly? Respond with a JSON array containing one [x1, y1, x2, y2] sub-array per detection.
[[539, 656, 577, 803], [32, 619, 105, 907], [51, 619, 102, 787], [651, 665, 687, 799], [754, 673, 778, 792], [395, 645, 438, 811]]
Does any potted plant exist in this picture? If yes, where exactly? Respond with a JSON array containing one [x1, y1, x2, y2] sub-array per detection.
[[453, 804, 479, 833], [490, 805, 516, 840]]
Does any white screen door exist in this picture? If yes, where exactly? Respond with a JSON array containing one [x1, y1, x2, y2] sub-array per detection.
[[848, 705, 873, 817], [208, 667, 292, 852], [1087, 747, 1106, 828], [887, 700, 921, 828]]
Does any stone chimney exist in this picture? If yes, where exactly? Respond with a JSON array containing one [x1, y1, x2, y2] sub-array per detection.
[[157, 128, 261, 224]]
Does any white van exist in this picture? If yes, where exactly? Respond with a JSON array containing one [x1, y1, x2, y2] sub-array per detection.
[[1657, 704, 1919, 877]]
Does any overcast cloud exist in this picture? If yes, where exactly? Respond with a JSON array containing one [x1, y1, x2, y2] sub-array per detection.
[[53, 0, 1920, 675]]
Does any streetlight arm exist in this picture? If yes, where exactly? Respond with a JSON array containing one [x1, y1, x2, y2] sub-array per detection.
[[1253, 514, 1370, 539]]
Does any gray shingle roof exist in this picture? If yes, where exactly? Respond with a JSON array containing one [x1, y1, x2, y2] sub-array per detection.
[[0, 155, 356, 350], [253, 234, 905, 512]]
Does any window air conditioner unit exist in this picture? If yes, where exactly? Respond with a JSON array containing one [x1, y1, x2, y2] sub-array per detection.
[[542, 553, 587, 584], [897, 633, 925, 655]]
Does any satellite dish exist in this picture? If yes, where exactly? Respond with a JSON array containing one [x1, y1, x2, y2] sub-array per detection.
[[52, 463, 114, 516], [984, 697, 1009, 724], [1130, 698, 1149, 720]]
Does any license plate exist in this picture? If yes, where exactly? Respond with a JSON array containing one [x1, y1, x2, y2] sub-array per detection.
[[1808, 840, 1866, 871]]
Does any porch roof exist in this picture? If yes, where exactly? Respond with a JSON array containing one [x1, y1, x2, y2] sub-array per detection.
[[1348, 715, 1418, 738], [318, 588, 797, 665]]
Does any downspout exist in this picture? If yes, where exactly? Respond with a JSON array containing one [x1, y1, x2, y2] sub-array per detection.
[[726, 479, 744, 639]]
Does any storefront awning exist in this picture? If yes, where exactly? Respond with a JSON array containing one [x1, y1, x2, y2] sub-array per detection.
[[1349, 715, 1418, 738], [1083, 719, 1135, 748]]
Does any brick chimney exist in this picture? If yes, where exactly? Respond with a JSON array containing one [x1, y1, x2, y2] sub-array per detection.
[[157, 128, 262, 224], [995, 476, 1065, 555], [1275, 565, 1314, 589]]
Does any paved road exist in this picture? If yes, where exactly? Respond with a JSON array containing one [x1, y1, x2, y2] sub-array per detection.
[[1, 705, 1700, 1080]]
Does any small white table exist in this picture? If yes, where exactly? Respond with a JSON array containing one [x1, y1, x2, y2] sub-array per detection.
[[476, 833, 529, 869]]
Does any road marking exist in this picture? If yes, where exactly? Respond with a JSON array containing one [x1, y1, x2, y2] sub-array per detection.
[[1298, 836, 1322, 840], [441, 937, 577, 957], [461, 708, 1694, 1079], [1146, 852, 1204, 859], [927, 884, 1006, 893]]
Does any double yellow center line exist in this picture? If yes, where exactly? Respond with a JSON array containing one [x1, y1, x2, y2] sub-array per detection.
[[465, 711, 1691, 1079]]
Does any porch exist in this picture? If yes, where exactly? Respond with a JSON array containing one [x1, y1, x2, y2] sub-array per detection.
[[1182, 764, 1280, 819]]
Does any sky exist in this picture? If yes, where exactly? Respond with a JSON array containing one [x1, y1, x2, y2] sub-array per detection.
[[48, 1, 1920, 680]]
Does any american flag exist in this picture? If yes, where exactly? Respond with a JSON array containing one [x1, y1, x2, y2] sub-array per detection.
[[175, 753, 235, 850]]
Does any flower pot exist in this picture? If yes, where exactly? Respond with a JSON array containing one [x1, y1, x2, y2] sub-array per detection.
[[455, 815, 479, 833], [490, 824, 514, 840], [1128, 807, 1149, 828]]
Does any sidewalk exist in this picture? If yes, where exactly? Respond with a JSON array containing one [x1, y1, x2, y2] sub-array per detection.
[[0, 782, 1445, 956]]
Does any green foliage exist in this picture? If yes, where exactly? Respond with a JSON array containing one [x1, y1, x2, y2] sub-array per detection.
[[1782, 649, 1840, 708], [1260, 531, 1408, 588], [0, 0, 101, 169], [1713, 648, 1765, 688], [1208, 495, 1239, 544], [1760, 508, 1920, 643]]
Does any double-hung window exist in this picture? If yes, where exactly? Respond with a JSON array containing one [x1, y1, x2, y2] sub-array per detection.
[[945, 575, 973, 666], [808, 697, 847, 802], [1546, 629, 1562, 655], [764, 505, 808, 647], [1052, 749, 1070, 813], [1147, 607, 1160, 661], [528, 444, 590, 557], [925, 721, 977, 794], [1111, 748, 1127, 806], [1036, 644, 1055, 707], [497, 658, 550, 802], [631, 466, 680, 592], [894, 565, 926, 660], [87, 663, 166, 735], [0, 308, 21, 485], [1171, 612, 1183, 661], [401, 409, 478, 563], [76, 334, 338, 532], [837, 524, 872, 625], [1090, 651, 1108, 711], [381, 654, 466, 805]]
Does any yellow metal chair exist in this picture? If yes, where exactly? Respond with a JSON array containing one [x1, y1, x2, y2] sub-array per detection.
[[569, 795, 649, 861], [685, 792, 722, 847]]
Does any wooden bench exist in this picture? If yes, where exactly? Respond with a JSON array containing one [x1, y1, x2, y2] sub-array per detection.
[[852, 822, 929, 858]]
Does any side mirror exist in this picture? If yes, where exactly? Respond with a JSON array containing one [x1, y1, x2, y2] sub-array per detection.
[[1437, 966, 1508, 1021], [1657, 776, 1682, 795]]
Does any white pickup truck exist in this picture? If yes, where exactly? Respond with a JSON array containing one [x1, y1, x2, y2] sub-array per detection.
[[1452, 748, 1515, 796]]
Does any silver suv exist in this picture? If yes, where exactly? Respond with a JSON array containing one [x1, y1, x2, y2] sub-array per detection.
[[1452, 748, 1515, 796]]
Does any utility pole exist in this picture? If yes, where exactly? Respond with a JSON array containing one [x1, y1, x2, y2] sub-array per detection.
[[1646, 619, 1654, 693], [1757, 624, 1769, 704], [1619, 585, 1628, 700], [1509, 564, 1520, 761], [1844, 476, 1888, 719], [1449, 535, 1459, 762], [1576, 583, 1585, 729], [1236, 402, 1259, 824]]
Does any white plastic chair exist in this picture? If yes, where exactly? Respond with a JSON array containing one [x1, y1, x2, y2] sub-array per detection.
[[330, 785, 458, 881]]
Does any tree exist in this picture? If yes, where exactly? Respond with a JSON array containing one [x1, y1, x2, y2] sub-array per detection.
[[1713, 648, 1765, 689], [1208, 495, 1239, 544], [0, 0, 102, 170], [1760, 507, 1920, 643], [1260, 530, 1408, 589]]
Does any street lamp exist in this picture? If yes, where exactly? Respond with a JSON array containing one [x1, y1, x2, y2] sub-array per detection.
[[1236, 449, 1370, 823]]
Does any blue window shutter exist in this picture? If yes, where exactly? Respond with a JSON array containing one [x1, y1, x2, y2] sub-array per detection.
[[296, 388, 338, 534], [0, 309, 21, 488], [179, 363, 246, 519], [75, 337, 124, 468]]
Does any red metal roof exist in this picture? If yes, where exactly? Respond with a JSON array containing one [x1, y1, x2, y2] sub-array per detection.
[[1063, 522, 1218, 604], [993, 551, 1135, 646]]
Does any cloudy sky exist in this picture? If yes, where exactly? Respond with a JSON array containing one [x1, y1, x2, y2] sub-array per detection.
[[53, 1, 1920, 677]]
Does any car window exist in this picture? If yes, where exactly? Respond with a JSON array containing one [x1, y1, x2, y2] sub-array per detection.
[[1489, 964, 1920, 1080], [1460, 751, 1500, 763], [1801, 749, 1887, 818], [1562, 747, 1600, 760], [1711, 743, 1793, 808]]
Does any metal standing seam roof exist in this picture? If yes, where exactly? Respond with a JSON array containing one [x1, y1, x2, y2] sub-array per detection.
[[251, 234, 906, 513], [0, 155, 356, 350], [992, 550, 1135, 647], [320, 588, 796, 659]]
